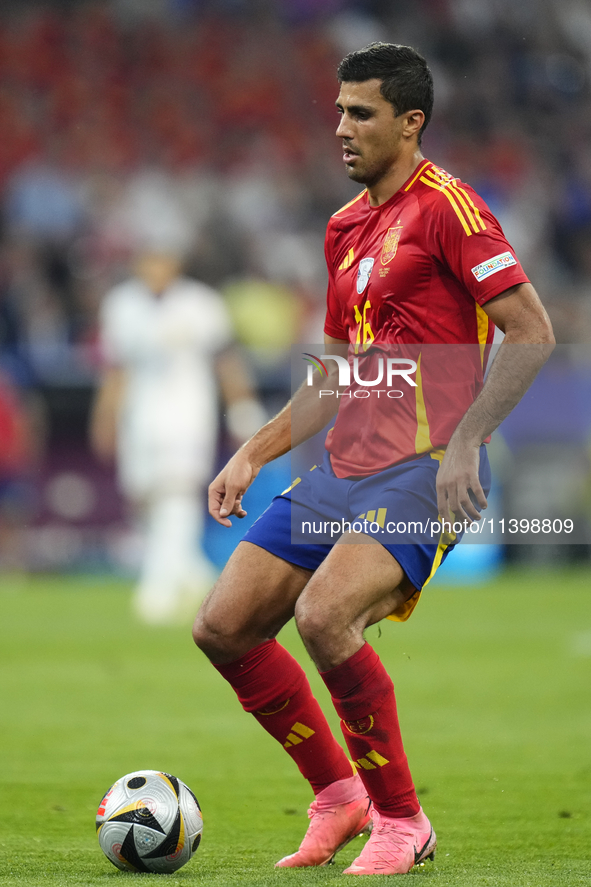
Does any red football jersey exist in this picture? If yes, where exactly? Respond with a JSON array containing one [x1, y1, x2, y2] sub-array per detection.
[[323, 160, 530, 477]]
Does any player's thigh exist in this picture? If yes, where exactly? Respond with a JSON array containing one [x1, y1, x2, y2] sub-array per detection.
[[193, 541, 312, 662], [295, 533, 414, 643]]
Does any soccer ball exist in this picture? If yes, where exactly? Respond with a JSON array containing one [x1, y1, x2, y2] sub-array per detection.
[[96, 769, 203, 873]]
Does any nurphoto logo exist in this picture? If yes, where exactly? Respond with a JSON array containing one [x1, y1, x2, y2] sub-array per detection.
[[303, 352, 418, 399]]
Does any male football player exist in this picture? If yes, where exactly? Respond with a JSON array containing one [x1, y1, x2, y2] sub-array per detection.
[[91, 248, 263, 624], [192, 43, 554, 875]]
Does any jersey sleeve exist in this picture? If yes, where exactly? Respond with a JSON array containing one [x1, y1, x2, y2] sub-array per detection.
[[427, 183, 530, 306], [200, 287, 234, 353], [323, 221, 348, 340], [99, 288, 131, 367]]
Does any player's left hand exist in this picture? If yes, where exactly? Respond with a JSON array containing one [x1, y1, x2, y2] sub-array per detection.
[[436, 441, 487, 524]]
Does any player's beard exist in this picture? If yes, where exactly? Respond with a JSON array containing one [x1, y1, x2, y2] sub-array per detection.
[[344, 151, 398, 189]]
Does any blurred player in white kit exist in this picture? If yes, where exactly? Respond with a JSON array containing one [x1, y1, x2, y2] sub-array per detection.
[[90, 249, 264, 624]]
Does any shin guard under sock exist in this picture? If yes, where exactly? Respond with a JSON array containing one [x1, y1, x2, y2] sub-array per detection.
[[321, 642, 419, 818], [214, 640, 354, 794]]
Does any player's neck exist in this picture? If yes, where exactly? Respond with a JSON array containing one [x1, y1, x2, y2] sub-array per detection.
[[366, 149, 425, 207]]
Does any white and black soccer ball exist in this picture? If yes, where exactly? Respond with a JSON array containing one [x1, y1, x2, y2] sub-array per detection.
[[96, 770, 203, 874]]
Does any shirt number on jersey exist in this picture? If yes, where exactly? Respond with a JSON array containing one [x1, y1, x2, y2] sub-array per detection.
[[353, 301, 375, 351]]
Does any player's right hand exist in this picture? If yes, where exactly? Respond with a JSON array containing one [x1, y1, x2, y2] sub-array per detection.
[[208, 452, 261, 527]]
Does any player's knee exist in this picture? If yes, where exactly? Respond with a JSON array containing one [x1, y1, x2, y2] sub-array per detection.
[[294, 594, 341, 648], [192, 606, 236, 661], [192, 595, 261, 663], [191, 609, 215, 652]]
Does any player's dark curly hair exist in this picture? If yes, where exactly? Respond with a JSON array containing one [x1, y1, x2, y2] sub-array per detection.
[[337, 43, 434, 144]]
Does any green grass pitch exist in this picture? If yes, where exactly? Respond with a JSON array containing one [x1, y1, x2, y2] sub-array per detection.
[[0, 567, 589, 886]]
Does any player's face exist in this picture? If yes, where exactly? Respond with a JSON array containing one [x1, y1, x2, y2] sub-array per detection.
[[335, 79, 406, 187], [135, 253, 181, 295]]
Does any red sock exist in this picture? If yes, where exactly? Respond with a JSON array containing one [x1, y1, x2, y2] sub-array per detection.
[[320, 642, 419, 818], [214, 640, 353, 794]]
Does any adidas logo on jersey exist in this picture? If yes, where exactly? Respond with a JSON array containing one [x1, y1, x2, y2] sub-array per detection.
[[339, 248, 355, 270]]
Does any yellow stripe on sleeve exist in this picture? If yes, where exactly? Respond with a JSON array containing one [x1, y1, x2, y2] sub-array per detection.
[[420, 176, 472, 236], [424, 170, 480, 233], [449, 184, 480, 233], [453, 183, 487, 231], [404, 160, 432, 192]]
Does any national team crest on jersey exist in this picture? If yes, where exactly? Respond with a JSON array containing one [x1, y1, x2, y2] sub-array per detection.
[[380, 226, 403, 265], [356, 257, 375, 294]]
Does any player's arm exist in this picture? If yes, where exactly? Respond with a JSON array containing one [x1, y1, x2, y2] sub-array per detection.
[[436, 282, 555, 523], [214, 345, 267, 445], [89, 366, 126, 463], [209, 335, 347, 527]]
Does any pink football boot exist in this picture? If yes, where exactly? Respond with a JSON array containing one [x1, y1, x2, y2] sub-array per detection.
[[275, 775, 372, 868], [343, 806, 436, 875]]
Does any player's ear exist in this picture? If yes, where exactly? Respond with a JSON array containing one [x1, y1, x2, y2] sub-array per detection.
[[402, 110, 424, 141]]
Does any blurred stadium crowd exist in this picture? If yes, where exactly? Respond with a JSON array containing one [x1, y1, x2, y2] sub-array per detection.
[[1, 0, 591, 575]]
